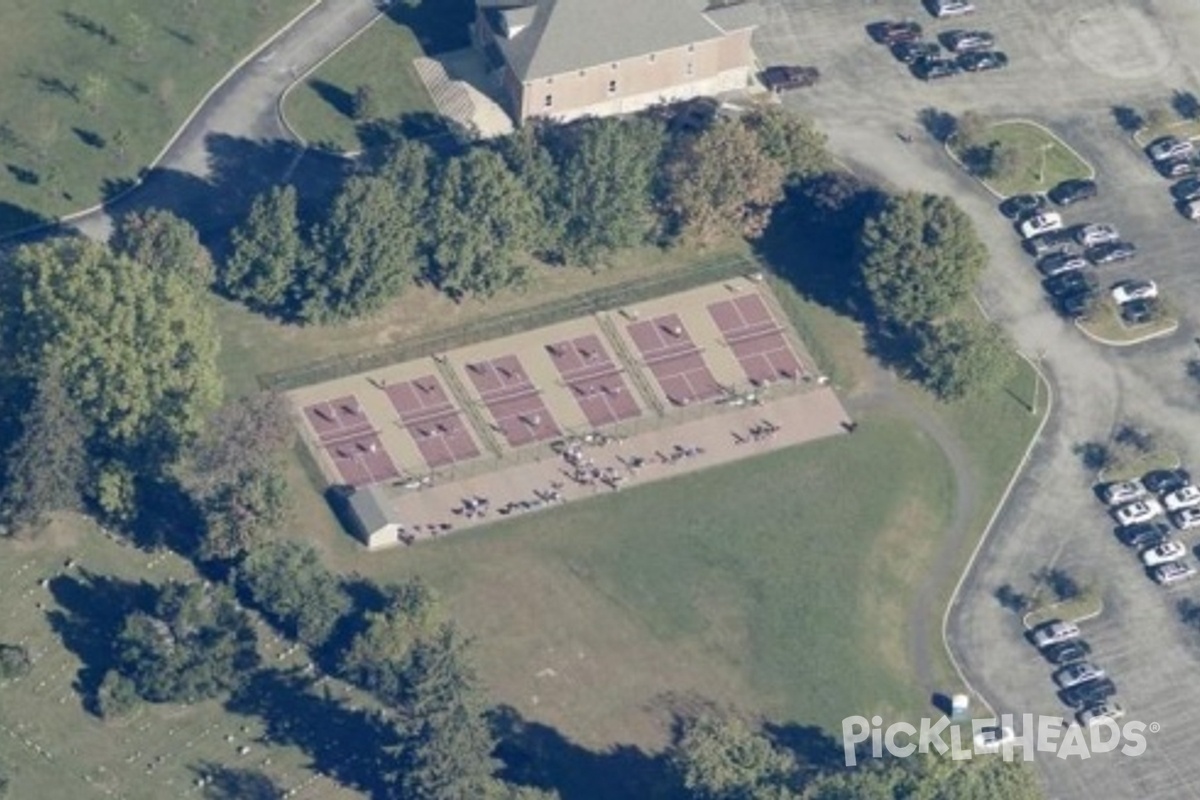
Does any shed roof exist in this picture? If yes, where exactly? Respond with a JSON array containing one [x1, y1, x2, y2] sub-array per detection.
[[348, 485, 401, 536]]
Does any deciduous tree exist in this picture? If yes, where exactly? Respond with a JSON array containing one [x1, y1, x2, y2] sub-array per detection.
[[429, 148, 538, 299], [235, 541, 351, 648], [664, 118, 785, 243], [339, 580, 440, 702], [806, 752, 1042, 800], [669, 714, 798, 800], [856, 193, 988, 328], [223, 185, 308, 314], [742, 107, 831, 181], [914, 317, 1017, 400], [111, 209, 215, 285]]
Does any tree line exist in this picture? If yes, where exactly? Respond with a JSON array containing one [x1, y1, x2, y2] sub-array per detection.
[[218, 106, 831, 322]]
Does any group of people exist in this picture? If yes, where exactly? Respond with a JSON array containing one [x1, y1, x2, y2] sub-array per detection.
[[657, 443, 705, 465], [454, 495, 491, 519], [733, 419, 781, 444], [398, 521, 453, 545], [498, 484, 567, 515]]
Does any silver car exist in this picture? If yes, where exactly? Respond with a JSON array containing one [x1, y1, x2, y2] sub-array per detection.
[[1075, 223, 1120, 247]]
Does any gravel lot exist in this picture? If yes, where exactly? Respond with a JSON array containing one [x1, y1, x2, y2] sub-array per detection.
[[756, 1, 1200, 797]]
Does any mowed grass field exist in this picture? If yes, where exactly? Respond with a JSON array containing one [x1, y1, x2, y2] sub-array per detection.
[[0, 0, 311, 234], [283, 18, 433, 152], [0, 521, 359, 800]]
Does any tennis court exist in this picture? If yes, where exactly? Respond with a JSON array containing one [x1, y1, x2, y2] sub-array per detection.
[[546, 334, 641, 428], [708, 295, 806, 387], [303, 395, 401, 486], [384, 375, 481, 470], [464, 355, 562, 447], [626, 314, 723, 406]]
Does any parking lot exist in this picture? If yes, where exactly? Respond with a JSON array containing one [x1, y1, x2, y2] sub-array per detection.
[[755, 0, 1200, 797]]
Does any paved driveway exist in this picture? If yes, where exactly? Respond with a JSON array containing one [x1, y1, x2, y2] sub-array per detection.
[[757, 1, 1200, 797]]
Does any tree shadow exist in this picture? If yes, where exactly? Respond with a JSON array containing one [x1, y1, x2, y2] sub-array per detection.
[[20, 71, 79, 102], [994, 583, 1029, 613], [356, 111, 471, 158], [60, 10, 119, 46], [307, 78, 355, 119], [384, 0, 475, 55], [6, 165, 40, 185], [763, 721, 844, 774], [225, 667, 394, 799], [44, 570, 156, 715], [191, 762, 284, 800], [490, 705, 678, 800], [72, 127, 106, 149], [917, 107, 957, 143], [1111, 105, 1145, 134], [1072, 440, 1111, 472], [1172, 90, 1200, 122]]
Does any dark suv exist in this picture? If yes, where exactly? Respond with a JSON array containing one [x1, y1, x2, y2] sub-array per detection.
[[1060, 678, 1117, 708], [1048, 179, 1098, 206]]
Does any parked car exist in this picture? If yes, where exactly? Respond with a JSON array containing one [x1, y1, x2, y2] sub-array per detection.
[[1153, 560, 1197, 585], [1111, 280, 1158, 305], [1037, 252, 1088, 277], [868, 20, 923, 44], [929, 0, 976, 18], [1079, 703, 1126, 727], [1117, 521, 1171, 548], [1103, 480, 1146, 506], [1171, 177, 1200, 202], [1075, 223, 1120, 247], [760, 65, 820, 92], [999, 193, 1045, 220], [1048, 178, 1098, 206], [1157, 158, 1197, 179], [1025, 230, 1080, 257], [1121, 299, 1155, 324], [940, 29, 995, 52], [1114, 498, 1164, 525], [1055, 662, 1106, 689], [1021, 212, 1064, 239], [957, 51, 1008, 72], [1164, 484, 1200, 511], [1060, 677, 1117, 708], [1180, 199, 1200, 221], [1141, 540, 1188, 567], [1144, 468, 1190, 494], [1171, 507, 1200, 530], [1059, 290, 1095, 318], [1042, 639, 1091, 664], [1147, 136, 1195, 163], [973, 725, 1016, 752], [1086, 241, 1137, 264], [891, 40, 939, 63], [912, 57, 960, 80], [1043, 270, 1095, 299], [1031, 619, 1080, 648]]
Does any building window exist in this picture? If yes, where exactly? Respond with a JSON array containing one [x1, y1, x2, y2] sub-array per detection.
[[649, 53, 657, 63], [608, 79, 617, 94], [686, 62, 694, 76], [546, 77, 553, 84], [612, 62, 619, 70], [544, 94, 553, 107], [579, 69, 586, 77], [688, 43, 695, 53]]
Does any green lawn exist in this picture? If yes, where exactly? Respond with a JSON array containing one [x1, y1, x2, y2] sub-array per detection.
[[952, 120, 1093, 197], [1076, 298, 1180, 345], [0, 0, 312, 235], [0, 520, 361, 800], [283, 17, 433, 153], [1133, 117, 1200, 147]]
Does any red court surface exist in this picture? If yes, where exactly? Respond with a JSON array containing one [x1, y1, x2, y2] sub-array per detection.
[[383, 375, 480, 470], [546, 334, 641, 428], [626, 314, 723, 406], [708, 295, 806, 387], [303, 395, 401, 486], [464, 355, 562, 447]]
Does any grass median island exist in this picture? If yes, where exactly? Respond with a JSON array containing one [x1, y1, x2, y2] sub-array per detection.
[[1076, 297, 1180, 345], [283, 18, 433, 152], [949, 119, 1092, 197], [0, 0, 312, 235]]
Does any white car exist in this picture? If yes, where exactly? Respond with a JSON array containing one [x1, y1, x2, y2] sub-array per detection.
[[1031, 620, 1080, 648], [1075, 223, 1120, 247], [1111, 280, 1158, 305], [1164, 484, 1200, 511], [933, 0, 976, 17], [1141, 540, 1187, 567], [1171, 507, 1200, 530], [1102, 480, 1145, 506], [1147, 136, 1195, 163], [1153, 560, 1197, 585], [1055, 662, 1106, 689], [1021, 212, 1064, 239], [1079, 703, 1125, 727], [1115, 498, 1164, 526], [973, 725, 1016, 752]]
